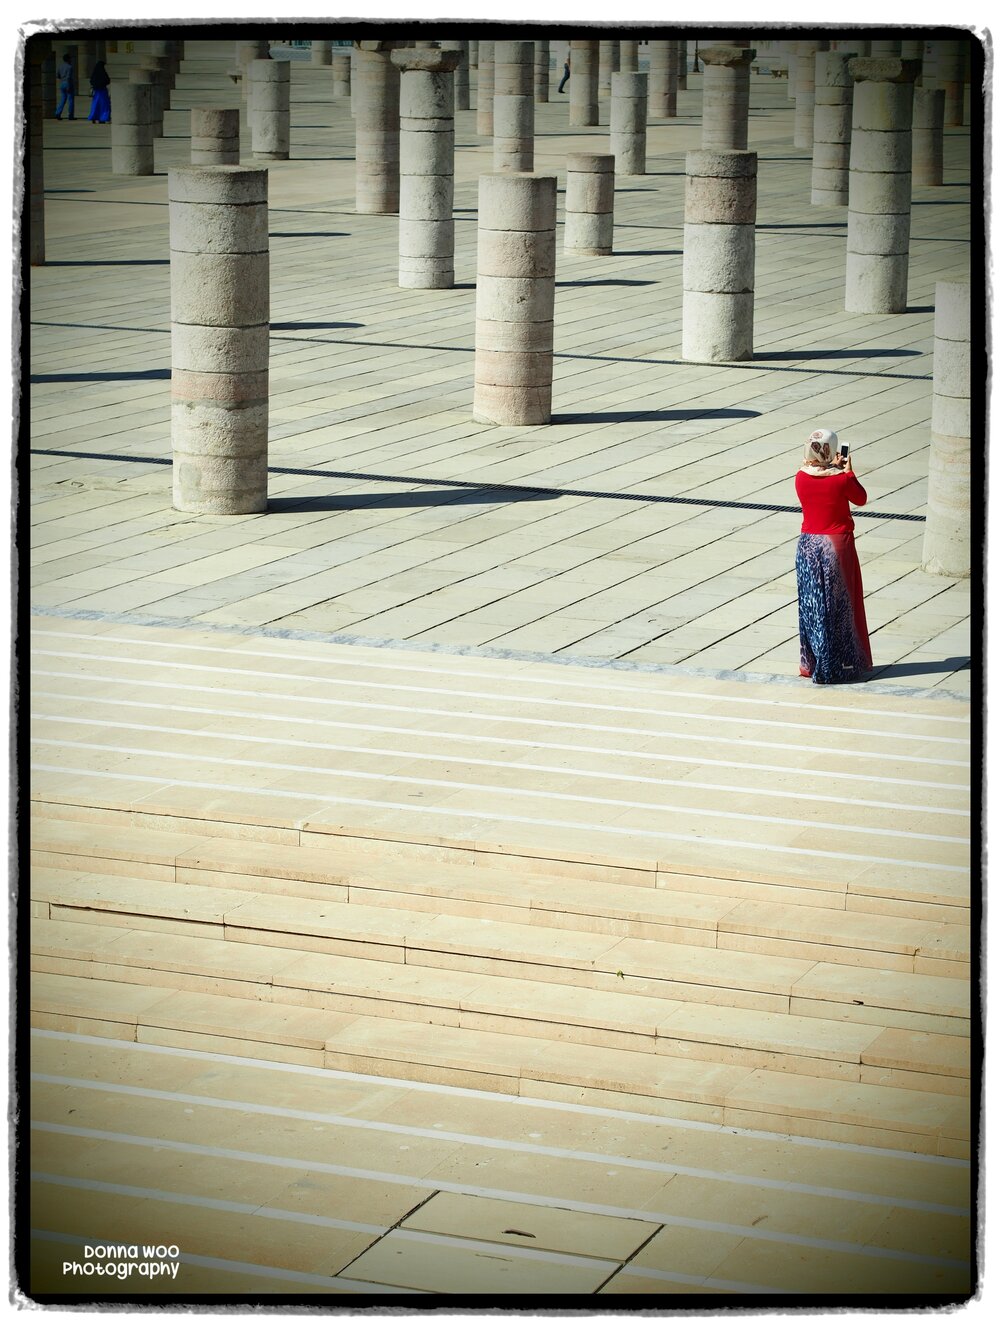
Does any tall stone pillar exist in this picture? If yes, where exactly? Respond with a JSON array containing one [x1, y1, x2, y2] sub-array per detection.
[[170, 166, 269, 515], [440, 40, 470, 111], [678, 40, 689, 90], [900, 39, 924, 60], [564, 153, 615, 255], [648, 40, 676, 118], [148, 41, 176, 100], [391, 47, 460, 288], [473, 173, 557, 426], [598, 40, 618, 96], [786, 42, 797, 100], [619, 40, 639, 72], [354, 44, 401, 214], [793, 40, 829, 148], [238, 40, 269, 103], [494, 40, 534, 171], [42, 46, 56, 119], [912, 87, 946, 186], [29, 45, 44, 265], [811, 51, 856, 205], [469, 40, 479, 68], [845, 56, 920, 314], [477, 40, 495, 134], [937, 41, 964, 126], [870, 40, 902, 57], [699, 46, 755, 150], [682, 149, 757, 362], [535, 40, 550, 102], [190, 107, 240, 165], [251, 59, 290, 160], [78, 39, 98, 86], [332, 52, 351, 98], [570, 39, 599, 126], [922, 282, 970, 576], [129, 66, 164, 139], [112, 82, 154, 175], [921, 40, 939, 89], [610, 71, 648, 175], [312, 40, 333, 65]]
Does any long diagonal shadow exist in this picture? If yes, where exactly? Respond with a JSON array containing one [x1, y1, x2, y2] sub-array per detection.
[[30, 448, 927, 523]]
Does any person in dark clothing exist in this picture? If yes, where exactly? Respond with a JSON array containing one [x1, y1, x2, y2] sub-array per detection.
[[55, 51, 76, 119], [88, 60, 111, 123], [558, 52, 571, 92]]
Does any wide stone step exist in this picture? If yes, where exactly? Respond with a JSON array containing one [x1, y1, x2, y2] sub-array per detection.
[[30, 866, 971, 1033], [28, 973, 971, 1156], [31, 917, 970, 1094]]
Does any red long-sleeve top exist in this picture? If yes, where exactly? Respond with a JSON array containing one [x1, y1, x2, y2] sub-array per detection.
[[795, 469, 867, 534]]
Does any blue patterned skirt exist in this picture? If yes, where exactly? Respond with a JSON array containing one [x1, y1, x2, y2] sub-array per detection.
[[796, 533, 872, 684]]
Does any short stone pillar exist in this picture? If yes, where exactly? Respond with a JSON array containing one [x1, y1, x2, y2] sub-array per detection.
[[129, 66, 164, 139], [619, 40, 639, 73], [312, 40, 333, 65], [699, 45, 755, 150], [494, 40, 534, 171], [610, 71, 647, 176], [391, 47, 460, 288], [682, 149, 757, 362], [332, 52, 351, 98], [250, 58, 290, 160], [937, 41, 964, 126], [912, 87, 946, 186], [440, 39, 470, 111], [793, 40, 829, 149], [477, 39, 495, 134], [598, 40, 618, 96], [678, 40, 689, 90], [237, 40, 269, 103], [190, 107, 240, 165], [923, 282, 971, 576], [474, 173, 556, 426], [149, 40, 176, 94], [29, 46, 44, 265], [169, 166, 269, 515], [469, 40, 479, 68], [570, 39, 599, 126], [648, 40, 677, 118], [845, 56, 920, 314], [535, 39, 549, 102], [811, 51, 856, 205], [354, 45, 401, 214], [112, 82, 154, 175], [564, 153, 614, 255]]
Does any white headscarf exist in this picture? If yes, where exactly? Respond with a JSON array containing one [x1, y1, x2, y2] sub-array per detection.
[[801, 427, 841, 476]]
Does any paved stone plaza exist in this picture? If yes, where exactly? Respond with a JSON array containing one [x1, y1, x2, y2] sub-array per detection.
[[26, 33, 977, 1304]]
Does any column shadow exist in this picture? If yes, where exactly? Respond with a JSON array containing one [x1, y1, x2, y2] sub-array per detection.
[[870, 658, 970, 680]]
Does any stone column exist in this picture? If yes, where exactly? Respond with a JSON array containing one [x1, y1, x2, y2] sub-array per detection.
[[619, 40, 639, 72], [129, 66, 164, 139], [922, 282, 970, 576], [469, 40, 479, 68], [474, 173, 557, 426], [599, 40, 617, 96], [845, 56, 920, 314], [332, 51, 351, 98], [238, 40, 269, 103], [112, 82, 154, 175], [648, 40, 676, 118], [29, 45, 44, 265], [570, 39, 599, 126], [535, 39, 550, 102], [170, 166, 269, 515], [440, 39, 470, 111], [78, 39, 98, 87], [354, 44, 401, 214], [699, 46, 755, 150], [937, 41, 964, 126], [921, 40, 939, 89], [190, 107, 240, 165], [900, 39, 924, 61], [786, 42, 797, 100], [811, 51, 856, 205], [391, 47, 460, 288], [312, 40, 333, 65], [477, 39, 495, 134], [678, 39, 689, 90], [610, 71, 647, 176], [912, 87, 945, 186], [148, 41, 176, 100], [42, 46, 56, 119], [494, 40, 534, 171], [682, 149, 756, 362], [251, 58, 290, 160], [793, 40, 829, 149], [564, 153, 615, 255], [870, 40, 902, 57]]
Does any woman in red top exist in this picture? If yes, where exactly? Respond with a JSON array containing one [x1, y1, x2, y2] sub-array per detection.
[[794, 428, 872, 684]]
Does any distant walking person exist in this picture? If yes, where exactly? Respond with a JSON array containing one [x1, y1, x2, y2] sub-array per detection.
[[55, 51, 76, 119], [87, 59, 111, 123], [794, 428, 872, 684], [558, 51, 571, 92]]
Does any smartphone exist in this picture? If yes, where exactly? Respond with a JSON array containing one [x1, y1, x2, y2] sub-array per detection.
[[839, 443, 850, 458]]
